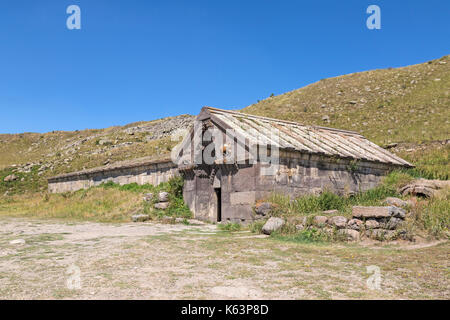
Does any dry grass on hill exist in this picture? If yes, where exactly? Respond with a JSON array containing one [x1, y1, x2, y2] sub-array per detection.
[[243, 55, 449, 147]]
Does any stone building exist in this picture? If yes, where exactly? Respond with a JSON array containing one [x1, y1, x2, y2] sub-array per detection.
[[48, 107, 413, 223], [47, 157, 178, 193], [175, 107, 412, 223]]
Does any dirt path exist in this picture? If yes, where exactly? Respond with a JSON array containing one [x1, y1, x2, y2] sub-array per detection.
[[0, 217, 448, 299]]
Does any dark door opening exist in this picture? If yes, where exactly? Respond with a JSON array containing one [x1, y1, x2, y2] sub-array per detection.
[[214, 188, 222, 222]]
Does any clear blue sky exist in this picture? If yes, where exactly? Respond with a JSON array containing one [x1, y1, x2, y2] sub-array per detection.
[[0, 0, 448, 133]]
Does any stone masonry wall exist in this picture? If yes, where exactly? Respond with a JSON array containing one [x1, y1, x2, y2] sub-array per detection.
[[182, 151, 395, 223], [48, 161, 179, 193]]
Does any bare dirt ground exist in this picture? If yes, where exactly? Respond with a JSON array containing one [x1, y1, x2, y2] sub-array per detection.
[[0, 217, 448, 299]]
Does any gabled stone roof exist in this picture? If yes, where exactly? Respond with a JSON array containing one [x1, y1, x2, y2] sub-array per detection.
[[197, 107, 413, 167]]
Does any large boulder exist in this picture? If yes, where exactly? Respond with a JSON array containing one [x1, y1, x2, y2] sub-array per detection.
[[327, 216, 348, 229], [261, 217, 285, 235], [158, 192, 170, 202]]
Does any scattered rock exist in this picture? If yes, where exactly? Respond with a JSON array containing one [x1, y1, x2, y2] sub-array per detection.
[[158, 192, 169, 202], [347, 218, 363, 231], [322, 115, 330, 123], [261, 217, 285, 235], [143, 193, 154, 202], [327, 216, 348, 229], [3, 174, 18, 182], [98, 139, 113, 146], [385, 143, 398, 149], [154, 202, 169, 210], [313, 216, 328, 227], [254, 202, 273, 216], [338, 229, 360, 241], [131, 214, 150, 222]]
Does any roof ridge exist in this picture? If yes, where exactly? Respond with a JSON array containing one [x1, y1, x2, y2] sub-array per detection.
[[203, 106, 362, 136], [48, 156, 174, 181]]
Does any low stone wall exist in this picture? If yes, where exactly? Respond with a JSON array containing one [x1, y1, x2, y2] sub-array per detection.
[[258, 203, 410, 242], [48, 160, 179, 193]]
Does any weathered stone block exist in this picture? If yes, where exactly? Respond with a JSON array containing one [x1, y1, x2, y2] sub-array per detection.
[[365, 219, 380, 229], [352, 206, 392, 218], [158, 192, 169, 202], [347, 218, 363, 230], [230, 191, 256, 205]]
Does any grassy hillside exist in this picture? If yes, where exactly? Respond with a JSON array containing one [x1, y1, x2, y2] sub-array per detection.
[[0, 55, 448, 197], [242, 55, 450, 179], [0, 115, 194, 194], [243, 55, 449, 146]]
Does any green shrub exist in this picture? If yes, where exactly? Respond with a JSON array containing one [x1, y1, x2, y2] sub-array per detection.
[[413, 189, 450, 237], [168, 176, 184, 198], [249, 220, 266, 234], [218, 222, 241, 231], [99, 177, 192, 219], [272, 227, 329, 243]]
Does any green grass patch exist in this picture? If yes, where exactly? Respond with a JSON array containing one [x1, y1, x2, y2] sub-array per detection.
[[218, 222, 242, 232]]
